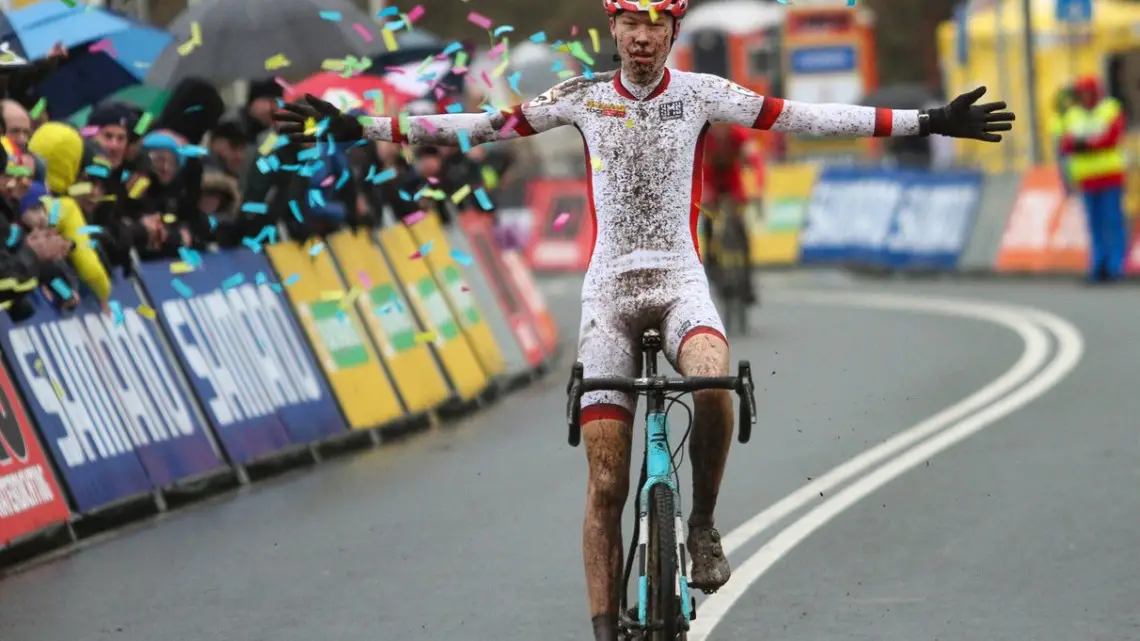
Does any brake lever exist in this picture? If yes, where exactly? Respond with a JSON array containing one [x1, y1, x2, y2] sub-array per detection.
[[736, 361, 755, 443], [567, 362, 584, 447]]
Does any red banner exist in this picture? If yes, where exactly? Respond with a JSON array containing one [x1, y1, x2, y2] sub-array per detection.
[[499, 248, 560, 356], [458, 211, 545, 366], [524, 178, 594, 272], [0, 361, 69, 547]]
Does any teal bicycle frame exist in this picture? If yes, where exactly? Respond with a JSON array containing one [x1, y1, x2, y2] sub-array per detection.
[[567, 328, 755, 638]]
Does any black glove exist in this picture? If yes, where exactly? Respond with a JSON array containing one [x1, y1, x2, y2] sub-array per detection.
[[273, 94, 364, 143], [920, 86, 1015, 142]]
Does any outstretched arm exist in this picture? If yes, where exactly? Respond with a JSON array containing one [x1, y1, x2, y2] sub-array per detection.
[[705, 77, 920, 137]]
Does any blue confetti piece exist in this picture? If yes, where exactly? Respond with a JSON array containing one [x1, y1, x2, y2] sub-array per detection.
[[171, 278, 194, 298], [179, 247, 202, 266], [378, 6, 399, 16], [120, 169, 131, 181], [372, 167, 397, 184], [398, 189, 412, 201], [267, 155, 282, 171], [255, 271, 268, 285], [298, 146, 322, 161], [241, 202, 268, 214], [530, 31, 547, 43], [77, 225, 102, 235], [583, 66, 594, 79], [417, 240, 433, 256], [443, 41, 463, 56], [50, 278, 72, 300], [551, 60, 564, 72], [222, 274, 244, 289], [387, 19, 405, 30], [184, 105, 203, 113], [284, 274, 300, 287], [493, 25, 514, 37], [270, 283, 283, 293], [391, 294, 405, 314], [449, 249, 473, 266], [289, 200, 303, 221], [109, 300, 124, 326], [85, 164, 109, 178], [457, 129, 471, 153], [474, 188, 493, 210], [481, 103, 498, 114], [179, 145, 209, 157], [256, 157, 272, 174], [49, 200, 60, 226], [319, 10, 342, 20], [255, 225, 277, 244], [7, 226, 20, 247], [335, 169, 351, 190], [446, 103, 464, 113], [309, 242, 325, 256], [242, 237, 263, 253], [208, 215, 218, 231], [508, 71, 522, 95], [308, 188, 326, 208]]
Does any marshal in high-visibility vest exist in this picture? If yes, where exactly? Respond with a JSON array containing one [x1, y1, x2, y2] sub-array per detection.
[[1058, 75, 1128, 282]]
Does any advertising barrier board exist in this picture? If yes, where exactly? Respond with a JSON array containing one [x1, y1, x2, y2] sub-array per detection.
[[0, 358, 70, 546], [750, 162, 817, 265], [136, 252, 348, 461], [524, 178, 594, 272], [0, 278, 225, 513]]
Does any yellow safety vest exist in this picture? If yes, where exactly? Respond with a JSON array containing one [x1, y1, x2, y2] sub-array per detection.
[[1062, 98, 1125, 183]]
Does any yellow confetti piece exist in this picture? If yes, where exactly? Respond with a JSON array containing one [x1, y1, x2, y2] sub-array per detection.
[[625, 118, 634, 128], [190, 21, 202, 45], [259, 132, 279, 157], [265, 53, 290, 71], [321, 58, 347, 71], [162, 214, 177, 224], [649, 6, 659, 21], [591, 157, 604, 171], [51, 379, 64, 399], [177, 40, 196, 56], [589, 28, 600, 53], [304, 117, 318, 135], [67, 182, 93, 196], [320, 290, 345, 301], [382, 29, 398, 52], [481, 166, 500, 190], [339, 287, 363, 310], [414, 331, 436, 344], [450, 184, 472, 204], [170, 261, 195, 274], [492, 58, 509, 78], [137, 305, 156, 319], [128, 175, 151, 199]]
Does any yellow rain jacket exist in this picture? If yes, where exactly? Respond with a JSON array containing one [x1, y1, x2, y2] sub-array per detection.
[[27, 122, 112, 302]]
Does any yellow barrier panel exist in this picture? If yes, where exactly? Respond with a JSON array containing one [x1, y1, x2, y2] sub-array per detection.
[[326, 231, 451, 414], [750, 162, 819, 265], [376, 224, 488, 401], [407, 214, 506, 379], [266, 241, 404, 429]]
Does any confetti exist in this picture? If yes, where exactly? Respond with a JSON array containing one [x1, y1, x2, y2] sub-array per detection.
[[382, 29, 398, 52], [190, 21, 202, 44], [134, 112, 152, 136], [339, 287, 363, 310], [222, 274, 245, 289], [242, 201, 268, 214], [414, 331, 436, 344], [320, 290, 345, 301], [467, 11, 492, 30], [626, 118, 635, 128], [589, 28, 600, 52], [378, 6, 399, 17], [67, 182, 93, 197], [309, 242, 325, 256], [357, 271, 372, 288], [128, 175, 150, 199], [474, 188, 493, 210], [553, 212, 571, 230], [493, 25, 514, 37], [451, 184, 472, 204], [265, 54, 290, 70], [50, 278, 72, 300], [403, 211, 426, 226], [171, 278, 194, 298], [89, 39, 115, 55], [592, 157, 604, 171], [284, 274, 301, 287], [530, 31, 547, 43], [162, 214, 178, 224], [177, 40, 196, 56], [137, 305, 156, 319], [319, 10, 342, 20], [449, 249, 473, 266], [412, 240, 433, 258], [406, 4, 425, 22], [499, 115, 518, 137], [353, 23, 373, 41], [6, 226, 19, 247], [110, 300, 124, 326], [170, 261, 195, 274]]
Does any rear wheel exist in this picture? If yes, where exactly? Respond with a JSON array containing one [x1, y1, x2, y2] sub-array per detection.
[[648, 484, 680, 641]]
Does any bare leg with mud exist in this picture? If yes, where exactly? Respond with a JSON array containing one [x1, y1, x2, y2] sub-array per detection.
[[677, 333, 734, 590], [583, 417, 633, 641]]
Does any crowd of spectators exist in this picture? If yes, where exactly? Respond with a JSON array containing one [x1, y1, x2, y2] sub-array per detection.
[[0, 59, 517, 320]]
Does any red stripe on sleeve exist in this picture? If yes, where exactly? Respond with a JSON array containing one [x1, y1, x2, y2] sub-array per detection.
[[873, 109, 893, 137], [389, 117, 405, 143], [752, 97, 784, 130], [511, 105, 536, 136]]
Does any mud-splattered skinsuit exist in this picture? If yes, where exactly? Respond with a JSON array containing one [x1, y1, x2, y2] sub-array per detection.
[[361, 68, 920, 422]]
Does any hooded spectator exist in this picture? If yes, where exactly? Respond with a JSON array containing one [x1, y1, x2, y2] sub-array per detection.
[[25, 123, 113, 304], [86, 101, 135, 170]]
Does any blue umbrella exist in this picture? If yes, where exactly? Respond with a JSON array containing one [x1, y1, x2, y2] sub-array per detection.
[[0, 2, 172, 118]]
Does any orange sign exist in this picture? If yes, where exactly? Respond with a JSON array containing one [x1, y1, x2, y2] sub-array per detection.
[[994, 168, 1068, 273], [1044, 195, 1090, 273]]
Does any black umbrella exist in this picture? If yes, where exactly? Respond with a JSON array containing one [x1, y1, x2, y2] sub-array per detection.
[[858, 83, 943, 110], [145, 0, 387, 88]]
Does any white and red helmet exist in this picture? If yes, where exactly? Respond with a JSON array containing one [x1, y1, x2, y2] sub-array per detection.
[[603, 0, 689, 18]]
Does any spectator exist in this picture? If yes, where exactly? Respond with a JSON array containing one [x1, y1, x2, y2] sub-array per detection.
[[241, 78, 283, 143], [17, 182, 81, 310], [2, 100, 33, 150], [24, 123, 113, 306], [0, 44, 66, 118], [205, 118, 249, 181], [280, 138, 361, 242]]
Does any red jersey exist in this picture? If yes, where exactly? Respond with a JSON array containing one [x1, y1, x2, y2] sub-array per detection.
[[701, 124, 761, 203]]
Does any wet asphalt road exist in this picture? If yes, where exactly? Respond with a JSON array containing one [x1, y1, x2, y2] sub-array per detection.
[[2, 271, 1138, 641]]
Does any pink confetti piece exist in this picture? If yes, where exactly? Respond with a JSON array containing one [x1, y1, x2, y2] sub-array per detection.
[[406, 4, 425, 22], [433, 86, 447, 100], [404, 210, 426, 226], [385, 65, 407, 74], [553, 212, 570, 230], [418, 118, 438, 134], [352, 23, 373, 41], [461, 285, 470, 292], [467, 11, 493, 30], [427, 176, 439, 184], [320, 174, 335, 187], [487, 42, 505, 59], [89, 39, 116, 56], [571, 25, 579, 36], [357, 270, 372, 288], [498, 115, 519, 137], [481, 71, 493, 88], [80, 125, 99, 137], [274, 76, 294, 93]]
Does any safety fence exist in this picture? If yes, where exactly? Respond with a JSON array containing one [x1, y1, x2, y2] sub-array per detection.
[[520, 163, 1139, 276], [0, 210, 560, 563]]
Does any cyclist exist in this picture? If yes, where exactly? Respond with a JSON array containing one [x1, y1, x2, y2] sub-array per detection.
[[272, 1, 1013, 637]]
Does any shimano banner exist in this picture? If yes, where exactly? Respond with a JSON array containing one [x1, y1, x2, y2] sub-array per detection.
[[135, 251, 346, 464], [0, 278, 226, 513], [799, 166, 982, 270]]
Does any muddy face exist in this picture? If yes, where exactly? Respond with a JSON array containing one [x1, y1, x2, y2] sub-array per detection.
[[610, 11, 674, 86]]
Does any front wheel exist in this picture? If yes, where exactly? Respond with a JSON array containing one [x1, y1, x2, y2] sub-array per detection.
[[648, 484, 682, 641]]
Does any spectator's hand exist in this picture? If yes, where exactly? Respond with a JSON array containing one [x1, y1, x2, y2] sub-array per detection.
[[273, 94, 364, 143], [141, 214, 167, 249], [467, 145, 487, 162], [40, 285, 79, 310], [25, 229, 72, 262], [180, 227, 193, 247], [47, 43, 68, 60]]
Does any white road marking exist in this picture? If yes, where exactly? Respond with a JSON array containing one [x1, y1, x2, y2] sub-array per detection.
[[689, 293, 1084, 639]]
